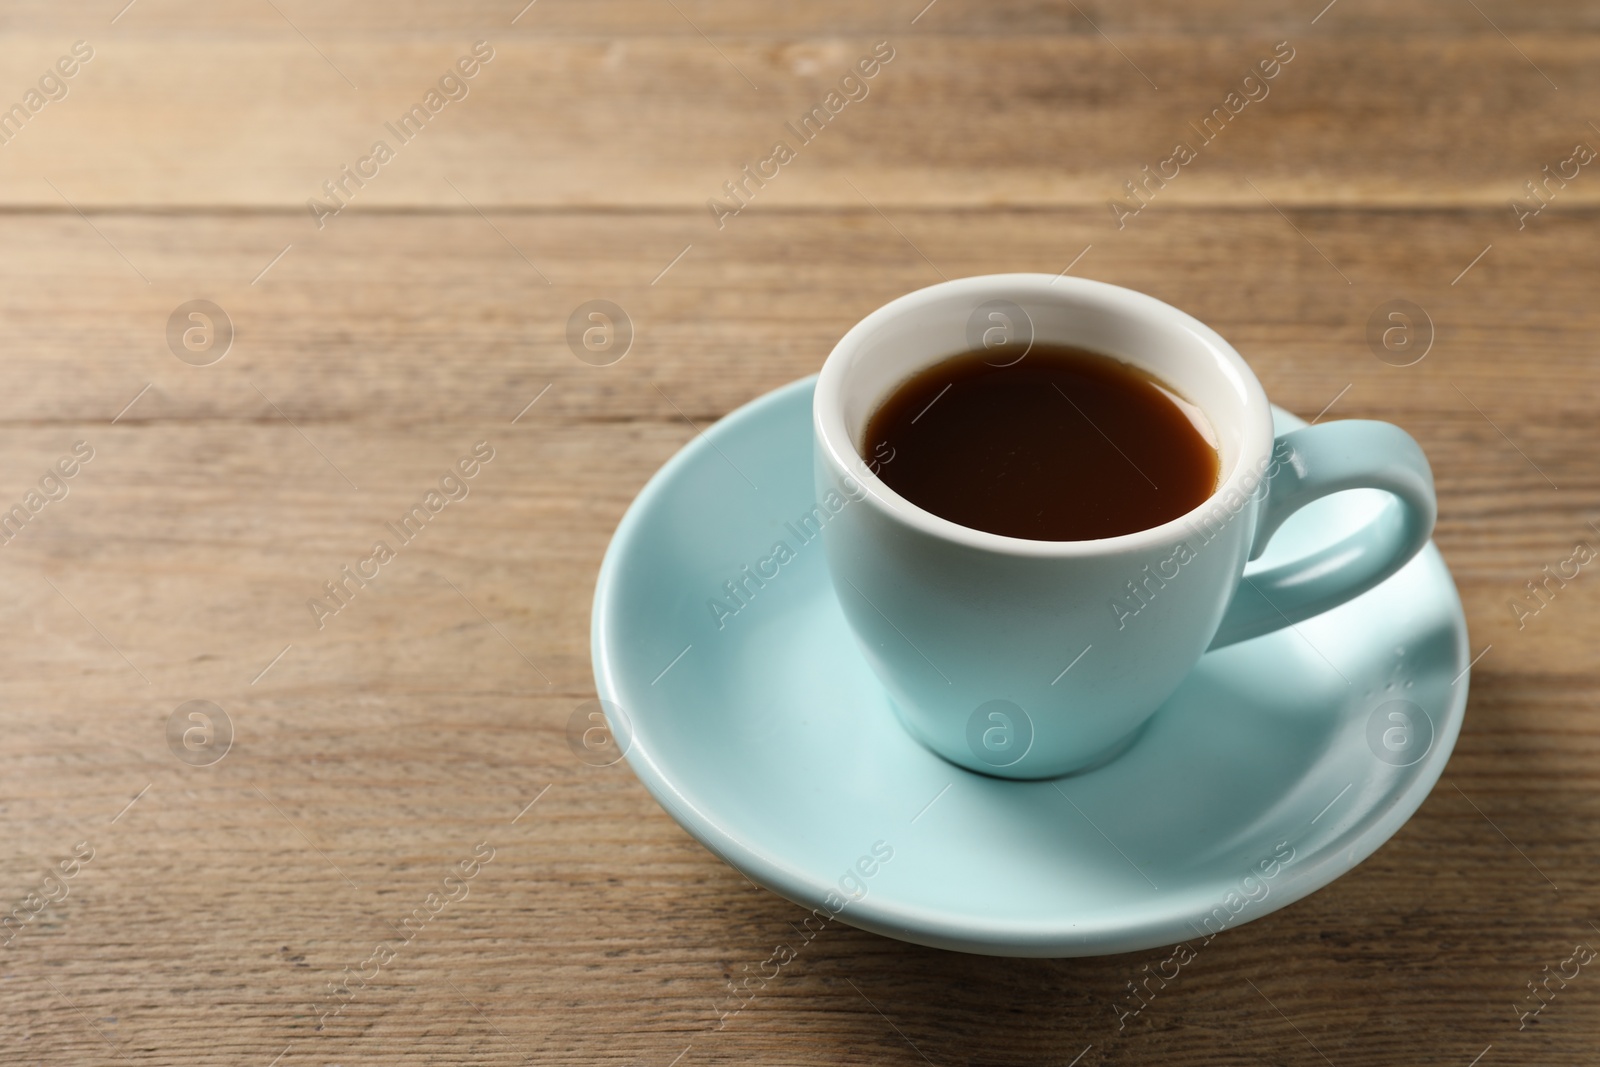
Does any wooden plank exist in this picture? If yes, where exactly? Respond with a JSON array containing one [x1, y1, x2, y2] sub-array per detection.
[[0, 33, 1591, 208], [9, 0, 1600, 34], [1, 203, 1597, 604]]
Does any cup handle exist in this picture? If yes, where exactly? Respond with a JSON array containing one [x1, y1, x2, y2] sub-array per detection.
[[1208, 420, 1436, 650]]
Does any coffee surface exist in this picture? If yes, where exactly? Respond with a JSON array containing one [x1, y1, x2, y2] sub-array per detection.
[[861, 344, 1218, 541]]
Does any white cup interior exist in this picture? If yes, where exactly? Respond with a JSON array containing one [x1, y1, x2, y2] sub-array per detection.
[[820, 275, 1269, 524]]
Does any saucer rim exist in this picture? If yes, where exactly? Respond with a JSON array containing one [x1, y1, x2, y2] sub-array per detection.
[[591, 374, 1470, 957]]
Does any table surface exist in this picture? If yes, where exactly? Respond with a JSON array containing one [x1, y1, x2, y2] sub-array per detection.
[[2, 2, 1597, 1064]]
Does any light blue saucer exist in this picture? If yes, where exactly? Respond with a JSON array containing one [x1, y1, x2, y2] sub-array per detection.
[[591, 376, 1469, 957]]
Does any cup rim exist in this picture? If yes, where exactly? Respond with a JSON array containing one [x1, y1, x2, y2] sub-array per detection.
[[813, 273, 1276, 559]]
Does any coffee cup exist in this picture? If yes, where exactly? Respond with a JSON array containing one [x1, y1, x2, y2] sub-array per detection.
[[813, 274, 1436, 779]]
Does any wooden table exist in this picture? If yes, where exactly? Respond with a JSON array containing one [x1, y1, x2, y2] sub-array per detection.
[[2, 2, 1596, 1063]]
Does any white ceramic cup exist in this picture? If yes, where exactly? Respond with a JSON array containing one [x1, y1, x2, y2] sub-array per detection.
[[813, 274, 1436, 779]]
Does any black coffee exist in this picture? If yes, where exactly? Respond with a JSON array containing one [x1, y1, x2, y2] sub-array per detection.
[[861, 344, 1218, 541]]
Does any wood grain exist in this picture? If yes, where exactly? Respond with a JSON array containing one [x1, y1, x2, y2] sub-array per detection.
[[1, 2, 1599, 1065]]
